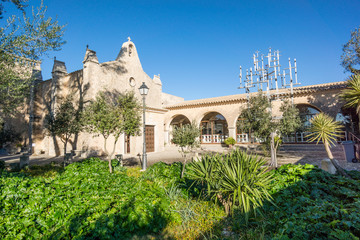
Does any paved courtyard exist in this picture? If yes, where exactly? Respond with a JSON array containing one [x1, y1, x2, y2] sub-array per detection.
[[1, 144, 360, 171]]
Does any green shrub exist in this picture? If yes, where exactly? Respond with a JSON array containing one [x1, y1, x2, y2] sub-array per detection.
[[0, 158, 175, 239], [262, 164, 360, 239], [224, 137, 236, 146], [2, 158, 359, 239]]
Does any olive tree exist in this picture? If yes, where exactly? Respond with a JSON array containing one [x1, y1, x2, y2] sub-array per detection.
[[118, 92, 142, 148], [0, 1, 65, 120], [171, 122, 200, 178], [240, 92, 301, 167], [45, 96, 82, 157], [83, 91, 141, 173]]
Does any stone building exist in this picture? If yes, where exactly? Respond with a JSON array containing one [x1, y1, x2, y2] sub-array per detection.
[[8, 38, 348, 157]]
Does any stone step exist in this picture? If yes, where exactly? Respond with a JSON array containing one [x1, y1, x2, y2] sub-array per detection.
[[188, 144, 347, 162], [280, 144, 344, 151]]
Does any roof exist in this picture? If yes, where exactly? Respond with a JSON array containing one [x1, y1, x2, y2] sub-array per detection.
[[165, 81, 347, 110]]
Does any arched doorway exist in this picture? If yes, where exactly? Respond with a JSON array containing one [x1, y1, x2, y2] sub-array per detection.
[[283, 104, 321, 143], [201, 112, 228, 143], [168, 115, 191, 144]]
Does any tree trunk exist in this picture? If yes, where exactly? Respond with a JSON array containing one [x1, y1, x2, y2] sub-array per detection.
[[64, 139, 67, 157], [104, 138, 112, 173], [28, 80, 35, 154], [180, 147, 187, 178], [109, 137, 118, 166], [270, 132, 277, 167], [73, 133, 78, 151], [217, 194, 232, 215], [52, 133, 61, 156], [324, 142, 352, 179]]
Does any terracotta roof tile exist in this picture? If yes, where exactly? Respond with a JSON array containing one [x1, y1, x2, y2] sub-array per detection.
[[165, 81, 347, 109]]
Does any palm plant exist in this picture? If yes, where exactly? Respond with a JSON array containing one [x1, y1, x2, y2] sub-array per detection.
[[307, 113, 351, 178], [341, 74, 360, 129]]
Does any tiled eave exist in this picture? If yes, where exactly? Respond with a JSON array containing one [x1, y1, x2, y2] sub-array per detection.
[[165, 81, 347, 110]]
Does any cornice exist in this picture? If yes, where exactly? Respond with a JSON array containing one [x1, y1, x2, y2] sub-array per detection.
[[165, 81, 347, 110]]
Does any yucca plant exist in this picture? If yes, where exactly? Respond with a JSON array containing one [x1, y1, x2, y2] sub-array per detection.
[[187, 154, 221, 196], [307, 113, 351, 179], [188, 149, 274, 225], [219, 150, 273, 223], [340, 74, 360, 130]]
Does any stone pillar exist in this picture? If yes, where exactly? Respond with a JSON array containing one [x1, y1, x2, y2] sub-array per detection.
[[228, 126, 236, 139], [164, 130, 169, 145]]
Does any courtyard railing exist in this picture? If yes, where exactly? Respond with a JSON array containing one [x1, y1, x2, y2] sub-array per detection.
[[235, 131, 348, 144], [201, 134, 227, 143]]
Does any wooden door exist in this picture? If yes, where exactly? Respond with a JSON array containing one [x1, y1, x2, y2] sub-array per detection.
[[145, 125, 155, 153], [125, 135, 130, 153]]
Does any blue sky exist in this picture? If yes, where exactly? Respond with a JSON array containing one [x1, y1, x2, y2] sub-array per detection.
[[4, 0, 360, 100]]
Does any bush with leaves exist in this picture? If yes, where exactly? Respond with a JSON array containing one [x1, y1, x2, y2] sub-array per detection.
[[224, 137, 236, 146], [0, 158, 176, 239], [262, 164, 360, 239]]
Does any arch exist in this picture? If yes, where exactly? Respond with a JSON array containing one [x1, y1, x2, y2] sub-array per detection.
[[296, 104, 321, 128], [296, 103, 322, 113], [166, 114, 191, 145], [200, 112, 228, 144], [165, 114, 191, 131], [282, 104, 322, 143], [194, 110, 228, 127], [169, 114, 191, 128]]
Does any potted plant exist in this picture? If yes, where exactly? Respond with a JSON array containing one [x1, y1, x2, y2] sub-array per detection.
[[224, 137, 236, 149]]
